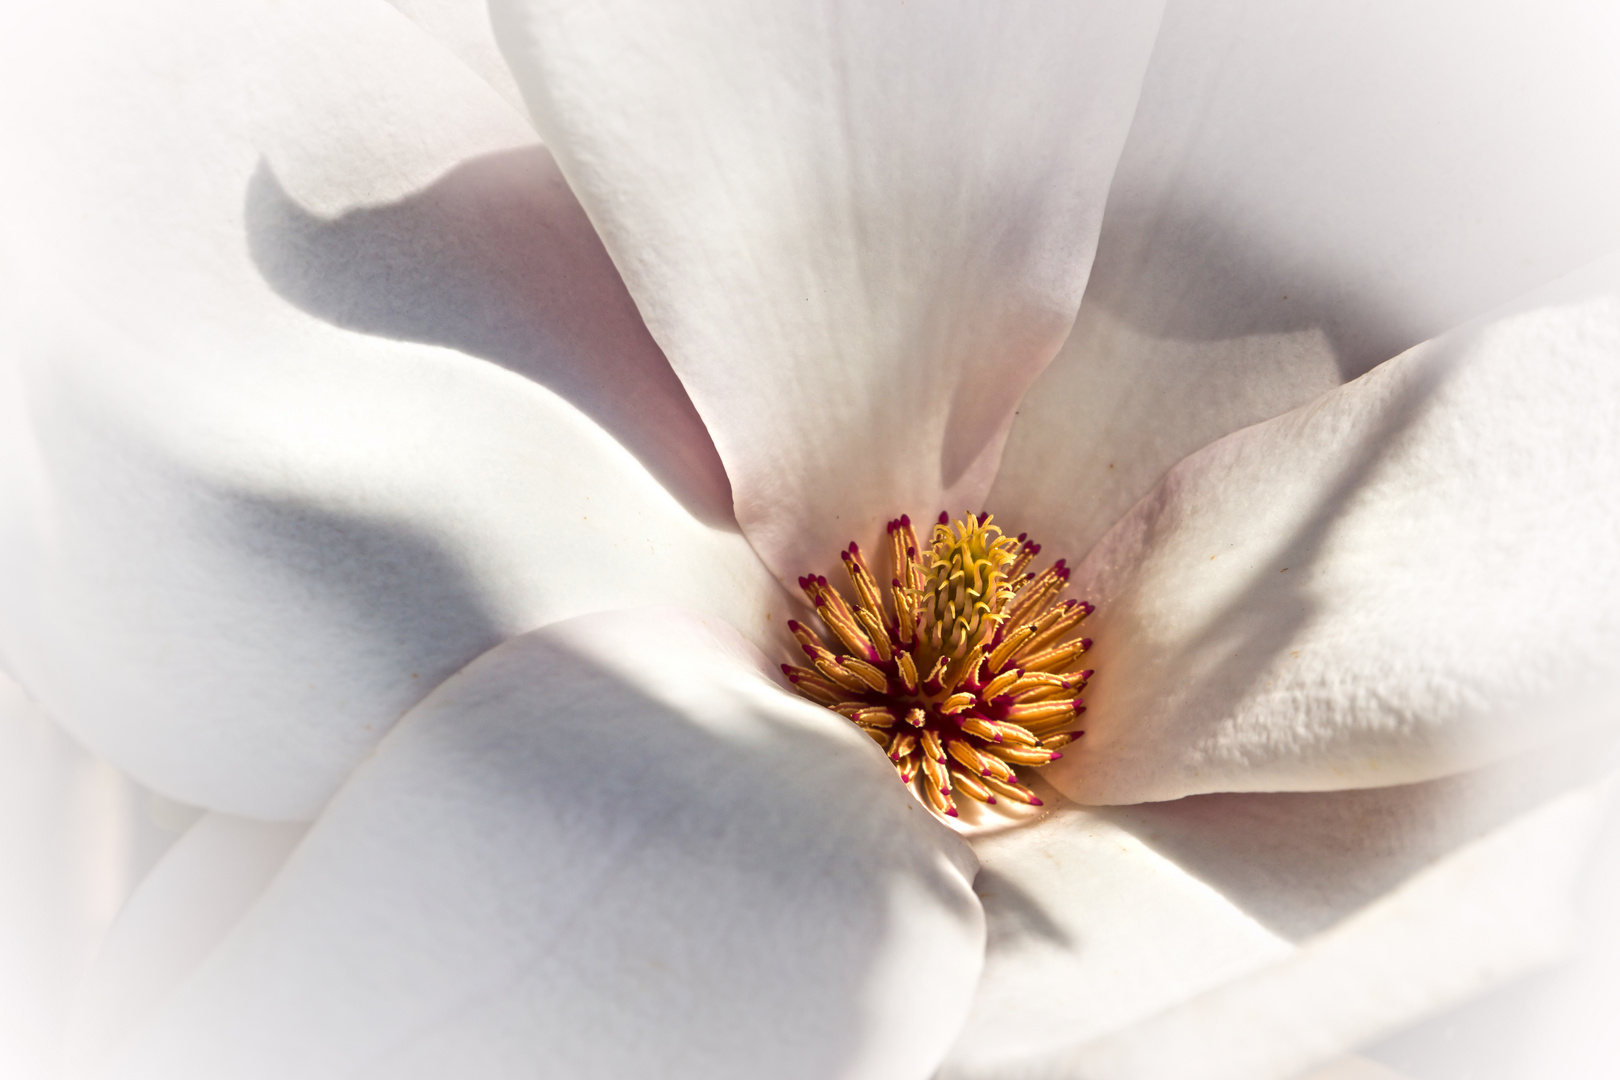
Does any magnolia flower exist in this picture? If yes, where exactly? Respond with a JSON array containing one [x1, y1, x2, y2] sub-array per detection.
[[4, 1, 1620, 1079]]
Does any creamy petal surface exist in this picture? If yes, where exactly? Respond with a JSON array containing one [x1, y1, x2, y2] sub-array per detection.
[[68, 815, 309, 1079], [993, 0, 1620, 560], [0, 0, 781, 819], [942, 787, 1290, 1075], [491, 0, 1164, 576], [1048, 254, 1620, 804], [380, 0, 528, 113], [0, 674, 164, 1080], [93, 610, 984, 1080], [946, 743, 1616, 1079]]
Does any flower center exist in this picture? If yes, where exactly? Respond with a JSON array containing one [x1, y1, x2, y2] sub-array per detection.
[[782, 512, 1093, 818]]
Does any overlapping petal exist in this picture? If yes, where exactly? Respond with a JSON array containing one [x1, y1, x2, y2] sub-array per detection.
[[993, 0, 1620, 559], [490, 0, 1165, 576], [4, 2, 1614, 1077], [1044, 254, 1620, 804], [0, 674, 157, 1080], [68, 815, 309, 1079], [380, 0, 528, 113], [90, 610, 984, 1080], [944, 742, 1617, 1079], [942, 791, 1290, 1074], [0, 0, 785, 819]]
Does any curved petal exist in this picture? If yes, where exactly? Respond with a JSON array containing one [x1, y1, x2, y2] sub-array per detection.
[[941, 788, 1291, 1075], [944, 742, 1617, 1080], [379, 0, 528, 114], [1361, 780, 1620, 1078], [92, 609, 984, 1080], [489, 0, 1165, 576], [992, 0, 1620, 560], [0, 675, 146, 1078], [67, 815, 309, 1079], [1045, 253, 1620, 805], [0, 0, 782, 819]]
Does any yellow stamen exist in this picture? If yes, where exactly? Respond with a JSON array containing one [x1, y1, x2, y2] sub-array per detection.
[[785, 513, 1097, 820], [896, 651, 920, 694], [814, 658, 869, 694], [981, 773, 1042, 805], [840, 656, 890, 694], [980, 667, 1023, 700], [950, 767, 996, 804], [853, 707, 897, 728]]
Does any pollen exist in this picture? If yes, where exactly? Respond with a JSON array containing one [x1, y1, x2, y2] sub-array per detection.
[[782, 512, 1093, 819]]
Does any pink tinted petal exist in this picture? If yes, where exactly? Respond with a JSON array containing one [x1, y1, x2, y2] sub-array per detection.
[[490, 0, 1165, 576], [95, 610, 983, 1080], [1046, 254, 1620, 805], [0, 0, 780, 819], [993, 0, 1620, 560]]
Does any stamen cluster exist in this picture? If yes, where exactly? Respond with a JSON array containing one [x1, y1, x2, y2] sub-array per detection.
[[783, 513, 1093, 818]]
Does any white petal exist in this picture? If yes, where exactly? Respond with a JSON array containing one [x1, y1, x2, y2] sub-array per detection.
[[940, 787, 1291, 1076], [0, 0, 782, 819], [0, 674, 151, 1078], [986, 301, 1344, 565], [993, 0, 1620, 560], [68, 815, 308, 1079], [489, 0, 1165, 576], [379, 0, 528, 114], [96, 609, 984, 1080], [1296, 1060, 1412, 1080], [1360, 778, 1620, 1078], [1046, 253, 1620, 805], [944, 742, 1617, 1080], [1046, 775, 1612, 1080]]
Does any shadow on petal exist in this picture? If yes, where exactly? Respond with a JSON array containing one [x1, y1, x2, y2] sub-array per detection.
[[1161, 350, 1449, 732], [243, 148, 736, 528], [1096, 783, 1456, 942], [1065, 344, 1454, 807], [991, 199, 1443, 612], [102, 612, 984, 1080], [55, 461, 512, 816], [1082, 195, 1426, 383], [972, 866, 1075, 953], [991, 198, 1451, 612], [1099, 735, 1618, 942], [943, 739, 1617, 1076]]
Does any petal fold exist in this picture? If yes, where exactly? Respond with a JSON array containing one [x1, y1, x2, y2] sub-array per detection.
[[380, 0, 528, 114], [491, 0, 1165, 575], [942, 789, 1290, 1075], [993, 0, 1620, 560], [945, 741, 1617, 1079], [1049, 253, 1620, 804], [95, 609, 984, 1080], [0, 0, 778, 819], [0, 674, 156, 1079], [68, 815, 309, 1079]]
